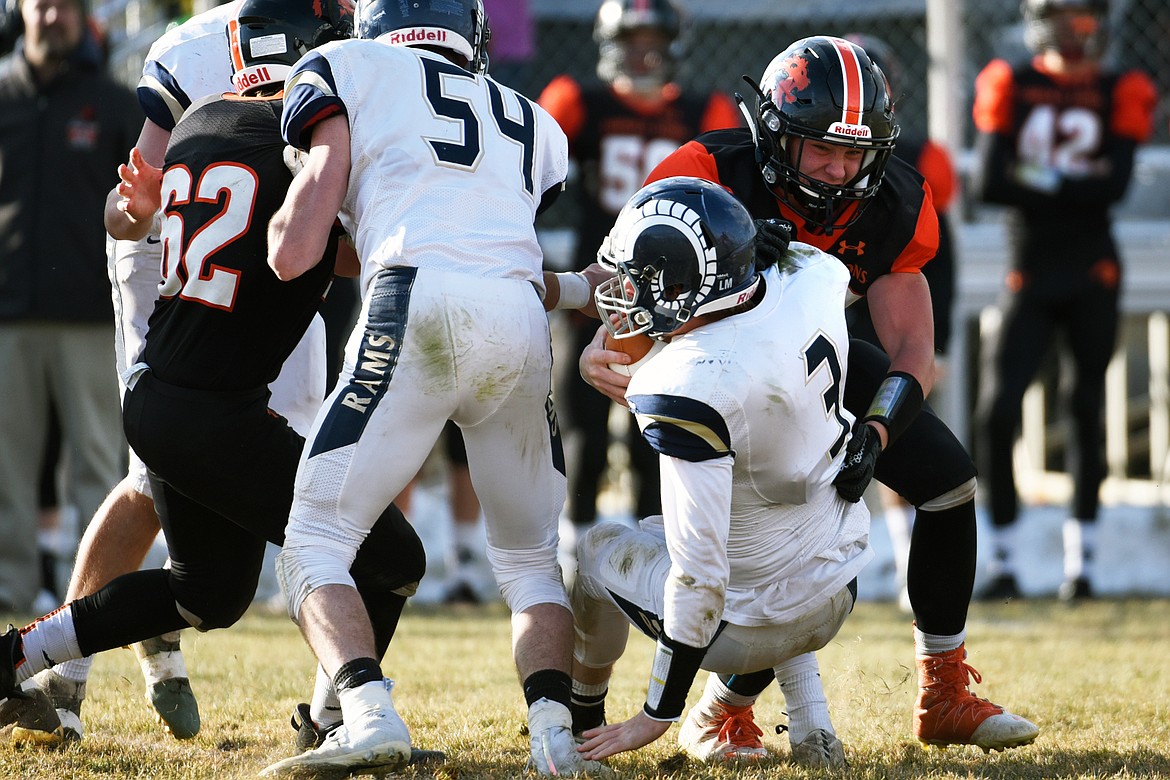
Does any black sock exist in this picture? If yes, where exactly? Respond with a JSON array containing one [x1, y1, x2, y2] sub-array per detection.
[[523, 668, 572, 709], [570, 688, 606, 733], [721, 668, 775, 697], [333, 657, 383, 692], [908, 500, 977, 635]]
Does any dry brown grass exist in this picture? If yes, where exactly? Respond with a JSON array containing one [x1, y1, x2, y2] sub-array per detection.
[[2, 597, 1169, 779]]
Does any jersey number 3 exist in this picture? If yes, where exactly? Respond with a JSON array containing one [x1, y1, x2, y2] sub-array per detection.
[[803, 332, 850, 459], [158, 163, 254, 310]]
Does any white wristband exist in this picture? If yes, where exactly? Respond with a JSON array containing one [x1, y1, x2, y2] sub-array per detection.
[[553, 271, 591, 311]]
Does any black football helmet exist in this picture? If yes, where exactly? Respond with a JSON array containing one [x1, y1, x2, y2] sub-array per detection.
[[227, 0, 353, 95], [744, 35, 899, 233], [355, 0, 490, 74], [595, 176, 760, 342], [842, 33, 902, 95], [1022, 0, 1108, 61], [594, 0, 681, 92]]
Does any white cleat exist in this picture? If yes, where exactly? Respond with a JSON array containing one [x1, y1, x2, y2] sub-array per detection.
[[789, 728, 846, 768], [260, 684, 411, 780], [528, 697, 607, 776]]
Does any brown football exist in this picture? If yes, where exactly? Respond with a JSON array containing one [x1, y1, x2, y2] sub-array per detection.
[[605, 332, 660, 377]]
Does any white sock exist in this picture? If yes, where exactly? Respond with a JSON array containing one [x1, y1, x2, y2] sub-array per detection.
[[1063, 518, 1096, 581], [310, 664, 343, 728], [705, 673, 756, 709], [18, 606, 82, 684], [883, 500, 913, 586], [988, 524, 1018, 577], [449, 519, 483, 579], [53, 657, 93, 684], [774, 654, 832, 742], [914, 626, 965, 656]]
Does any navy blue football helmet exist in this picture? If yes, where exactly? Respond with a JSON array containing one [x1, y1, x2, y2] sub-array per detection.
[[596, 176, 760, 342], [355, 0, 489, 74]]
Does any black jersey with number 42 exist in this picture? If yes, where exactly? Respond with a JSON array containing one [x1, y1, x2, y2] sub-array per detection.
[[143, 94, 335, 391]]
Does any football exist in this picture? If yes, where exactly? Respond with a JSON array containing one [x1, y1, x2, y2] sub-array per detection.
[[605, 332, 663, 377]]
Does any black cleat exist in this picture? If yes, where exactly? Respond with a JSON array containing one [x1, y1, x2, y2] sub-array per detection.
[[1058, 576, 1093, 602], [976, 574, 1022, 602]]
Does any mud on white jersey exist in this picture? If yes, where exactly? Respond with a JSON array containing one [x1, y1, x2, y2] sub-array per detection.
[[280, 41, 568, 293], [623, 245, 872, 640]]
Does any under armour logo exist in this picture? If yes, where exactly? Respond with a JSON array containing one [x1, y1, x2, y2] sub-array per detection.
[[837, 240, 865, 255]]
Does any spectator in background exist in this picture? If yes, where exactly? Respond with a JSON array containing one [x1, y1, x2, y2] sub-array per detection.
[[972, 0, 1157, 601], [0, 0, 141, 612], [842, 32, 961, 610], [537, 0, 740, 553]]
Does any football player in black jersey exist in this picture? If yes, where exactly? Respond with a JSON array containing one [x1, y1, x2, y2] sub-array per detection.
[[972, 0, 1157, 603], [0, 0, 438, 765], [579, 35, 1039, 761]]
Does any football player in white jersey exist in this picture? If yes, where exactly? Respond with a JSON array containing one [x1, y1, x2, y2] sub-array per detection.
[[567, 177, 872, 763], [10, 0, 328, 744], [261, 0, 609, 776]]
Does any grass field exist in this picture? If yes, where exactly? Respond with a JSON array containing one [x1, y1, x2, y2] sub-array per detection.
[[2, 598, 1169, 779]]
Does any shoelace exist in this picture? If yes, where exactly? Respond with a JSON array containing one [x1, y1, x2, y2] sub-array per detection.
[[921, 652, 982, 695], [715, 705, 764, 750]]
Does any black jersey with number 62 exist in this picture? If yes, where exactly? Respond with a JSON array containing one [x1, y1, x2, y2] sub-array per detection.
[[143, 94, 336, 392]]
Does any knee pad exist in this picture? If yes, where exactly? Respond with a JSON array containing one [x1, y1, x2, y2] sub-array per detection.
[[276, 540, 357, 622], [351, 506, 427, 597], [172, 582, 255, 631], [919, 477, 978, 511], [485, 540, 569, 615]]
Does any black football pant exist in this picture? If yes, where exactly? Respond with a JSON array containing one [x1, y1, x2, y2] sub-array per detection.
[[70, 371, 425, 659], [976, 271, 1119, 528], [563, 317, 660, 527]]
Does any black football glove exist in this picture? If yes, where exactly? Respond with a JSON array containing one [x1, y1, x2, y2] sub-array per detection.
[[753, 218, 795, 270], [833, 423, 883, 503]]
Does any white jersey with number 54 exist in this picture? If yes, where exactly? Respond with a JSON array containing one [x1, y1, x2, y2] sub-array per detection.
[[281, 40, 568, 294]]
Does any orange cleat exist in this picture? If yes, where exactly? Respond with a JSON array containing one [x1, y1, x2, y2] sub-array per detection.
[[679, 701, 769, 763], [914, 644, 1039, 752]]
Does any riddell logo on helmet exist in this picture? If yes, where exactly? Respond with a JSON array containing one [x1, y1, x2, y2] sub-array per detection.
[[234, 66, 272, 92], [388, 27, 448, 46], [829, 122, 871, 139]]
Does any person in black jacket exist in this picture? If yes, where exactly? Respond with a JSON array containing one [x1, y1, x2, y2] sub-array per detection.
[[0, 0, 141, 613]]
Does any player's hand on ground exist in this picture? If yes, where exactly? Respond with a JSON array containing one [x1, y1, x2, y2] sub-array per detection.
[[580, 323, 631, 405], [115, 147, 162, 223], [577, 710, 671, 760], [833, 421, 883, 502]]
